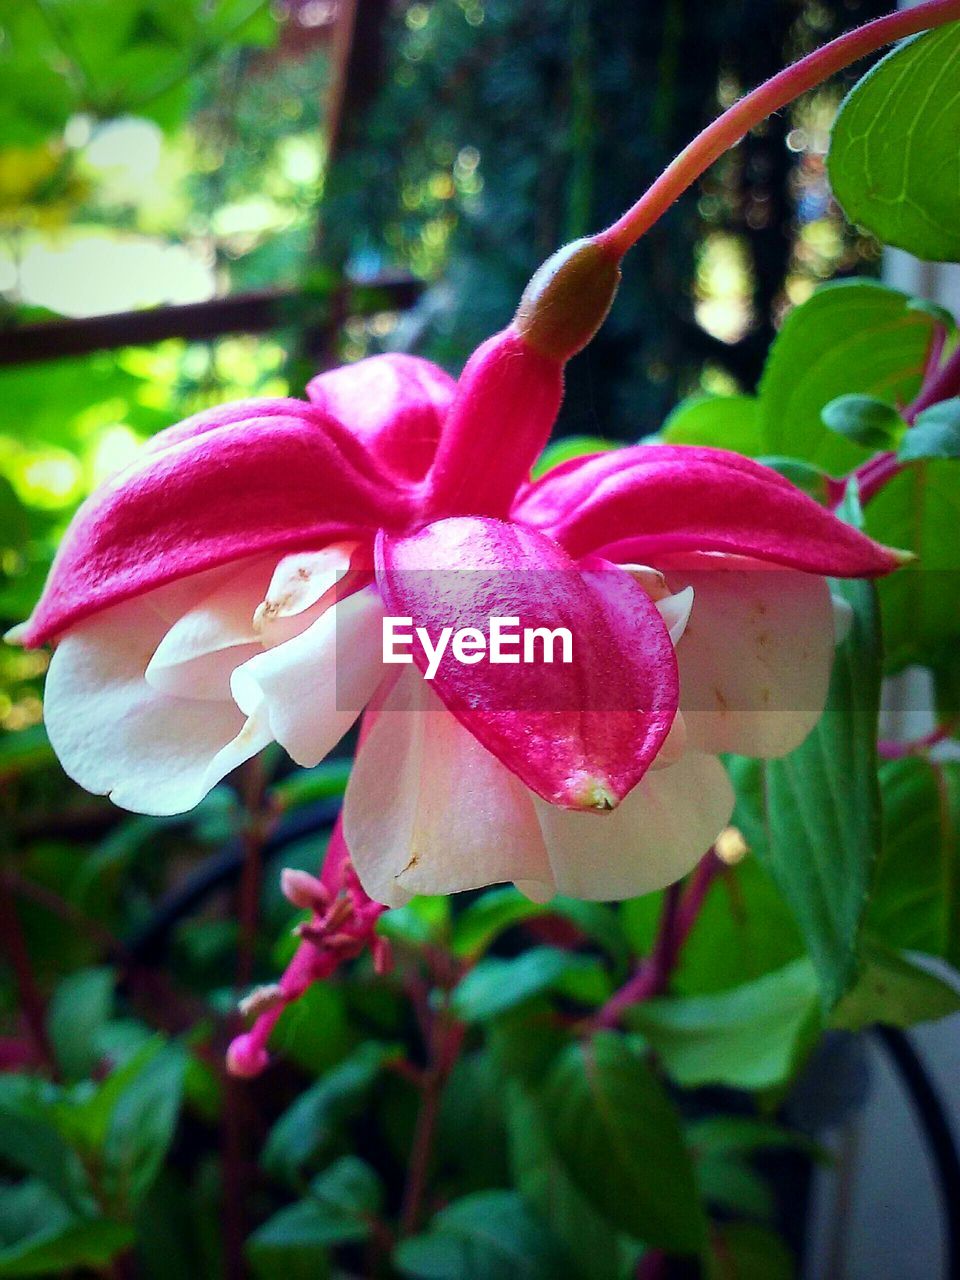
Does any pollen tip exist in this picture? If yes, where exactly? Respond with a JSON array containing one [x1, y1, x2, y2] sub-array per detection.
[[567, 775, 619, 812], [890, 546, 917, 567], [3, 622, 27, 647]]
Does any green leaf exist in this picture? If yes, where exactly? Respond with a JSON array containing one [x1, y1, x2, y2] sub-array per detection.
[[707, 1223, 796, 1280], [868, 758, 960, 961], [755, 457, 832, 504], [660, 394, 761, 454], [47, 968, 115, 1081], [0, 1181, 132, 1278], [865, 460, 960, 672], [828, 25, 960, 261], [262, 1042, 393, 1185], [899, 399, 960, 462], [450, 948, 596, 1023], [686, 1115, 824, 1163], [533, 436, 617, 478], [540, 1032, 706, 1252], [755, 574, 882, 1006], [247, 1204, 331, 1280], [821, 394, 904, 449], [101, 1043, 186, 1208], [507, 1087, 635, 1280], [248, 1156, 380, 1275], [758, 281, 934, 472], [451, 888, 543, 958], [627, 959, 820, 1090], [831, 941, 960, 1031], [0, 1079, 91, 1214], [697, 1156, 774, 1221], [394, 1191, 562, 1280], [377, 896, 451, 947]]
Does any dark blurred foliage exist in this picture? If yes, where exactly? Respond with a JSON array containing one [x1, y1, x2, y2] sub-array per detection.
[[320, 0, 884, 436]]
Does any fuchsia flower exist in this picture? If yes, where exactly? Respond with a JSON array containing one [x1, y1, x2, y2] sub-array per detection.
[[13, 238, 903, 908]]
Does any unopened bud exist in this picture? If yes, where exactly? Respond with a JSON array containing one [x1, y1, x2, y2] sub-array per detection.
[[226, 1033, 270, 1079], [514, 237, 621, 361], [280, 867, 329, 913]]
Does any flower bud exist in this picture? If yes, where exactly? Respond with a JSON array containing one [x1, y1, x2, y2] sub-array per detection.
[[514, 237, 621, 361], [280, 867, 329, 913], [226, 1033, 270, 1079]]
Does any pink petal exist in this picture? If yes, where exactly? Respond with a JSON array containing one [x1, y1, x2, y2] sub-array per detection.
[[659, 552, 836, 758], [342, 669, 551, 907], [513, 444, 903, 576], [427, 328, 564, 518], [307, 354, 456, 480], [533, 751, 734, 900], [22, 406, 410, 647], [375, 517, 679, 810]]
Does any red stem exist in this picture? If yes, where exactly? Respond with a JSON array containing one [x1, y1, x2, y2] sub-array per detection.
[[905, 340, 960, 422], [0, 883, 58, 1077], [599, 0, 960, 258], [593, 850, 725, 1030], [400, 1014, 465, 1235]]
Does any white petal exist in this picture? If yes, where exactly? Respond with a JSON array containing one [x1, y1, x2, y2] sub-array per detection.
[[254, 543, 356, 647], [533, 751, 734, 901], [666, 560, 834, 758], [44, 598, 267, 816], [231, 584, 384, 768], [145, 558, 272, 700], [656, 585, 694, 645], [343, 669, 552, 907]]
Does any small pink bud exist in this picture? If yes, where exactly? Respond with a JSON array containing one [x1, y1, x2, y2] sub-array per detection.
[[280, 867, 329, 913], [226, 1033, 270, 1079]]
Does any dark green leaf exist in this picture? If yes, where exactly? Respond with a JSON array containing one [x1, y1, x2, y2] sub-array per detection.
[[262, 1042, 393, 1185], [0, 1181, 132, 1278], [821, 395, 903, 449], [47, 968, 115, 1081], [451, 948, 596, 1023], [507, 1087, 637, 1280], [451, 888, 543, 958], [828, 25, 960, 261], [707, 1223, 795, 1280], [394, 1191, 562, 1280], [758, 575, 882, 1006], [899, 399, 960, 462], [758, 282, 934, 472], [101, 1043, 186, 1208], [627, 959, 819, 1090], [540, 1032, 706, 1252], [0, 1079, 91, 1214]]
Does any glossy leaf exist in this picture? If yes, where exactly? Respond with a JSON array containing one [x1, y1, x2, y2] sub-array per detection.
[[660, 394, 762, 454], [627, 959, 820, 1090], [758, 282, 934, 472], [829, 25, 960, 261], [540, 1032, 706, 1252], [831, 941, 960, 1031], [821, 394, 903, 450], [899, 399, 960, 462], [394, 1191, 562, 1280]]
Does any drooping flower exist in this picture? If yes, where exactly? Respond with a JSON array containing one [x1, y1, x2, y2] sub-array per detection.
[[11, 237, 903, 908]]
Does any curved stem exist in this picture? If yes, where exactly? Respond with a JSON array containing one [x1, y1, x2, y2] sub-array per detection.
[[599, 0, 960, 258]]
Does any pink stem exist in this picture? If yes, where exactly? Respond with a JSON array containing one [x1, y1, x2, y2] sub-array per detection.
[[599, 0, 960, 258], [905, 340, 960, 422]]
